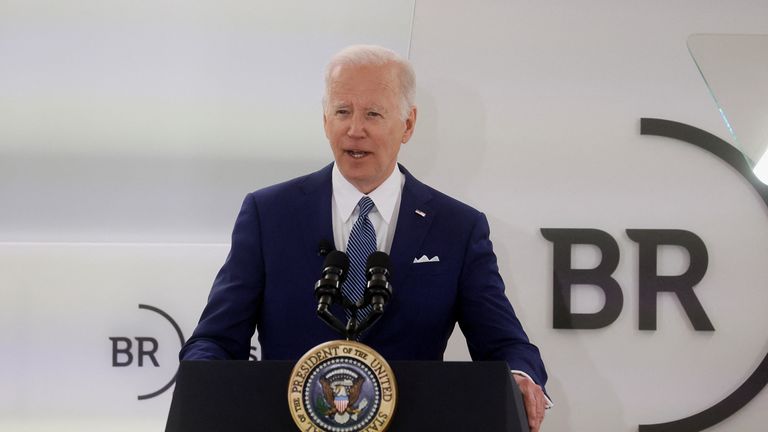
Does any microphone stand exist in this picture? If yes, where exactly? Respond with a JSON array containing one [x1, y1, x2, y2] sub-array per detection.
[[319, 296, 385, 340], [343, 297, 360, 340], [316, 305, 347, 337]]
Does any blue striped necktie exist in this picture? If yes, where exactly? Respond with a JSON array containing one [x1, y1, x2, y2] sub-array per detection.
[[344, 196, 377, 322]]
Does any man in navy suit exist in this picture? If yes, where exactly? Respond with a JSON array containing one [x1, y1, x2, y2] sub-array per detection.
[[181, 45, 549, 430]]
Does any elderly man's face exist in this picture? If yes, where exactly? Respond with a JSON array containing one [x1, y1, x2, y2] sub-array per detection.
[[323, 62, 416, 194]]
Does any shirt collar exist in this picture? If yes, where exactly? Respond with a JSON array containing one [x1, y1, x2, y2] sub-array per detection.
[[332, 163, 403, 224]]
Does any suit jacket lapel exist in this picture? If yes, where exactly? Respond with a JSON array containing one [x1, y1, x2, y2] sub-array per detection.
[[298, 163, 349, 324], [389, 165, 435, 289], [299, 163, 335, 254]]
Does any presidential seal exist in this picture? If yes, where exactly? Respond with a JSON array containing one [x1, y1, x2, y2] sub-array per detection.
[[288, 340, 397, 432]]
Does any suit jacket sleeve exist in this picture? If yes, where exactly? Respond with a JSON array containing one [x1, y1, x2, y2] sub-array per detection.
[[456, 212, 549, 388], [179, 193, 264, 360]]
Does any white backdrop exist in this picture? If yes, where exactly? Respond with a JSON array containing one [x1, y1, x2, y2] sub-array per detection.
[[2, 1, 767, 431]]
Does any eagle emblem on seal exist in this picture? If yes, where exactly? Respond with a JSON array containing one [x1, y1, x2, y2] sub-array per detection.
[[318, 368, 369, 424]]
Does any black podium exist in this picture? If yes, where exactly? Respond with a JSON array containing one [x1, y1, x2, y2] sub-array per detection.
[[166, 360, 529, 431]]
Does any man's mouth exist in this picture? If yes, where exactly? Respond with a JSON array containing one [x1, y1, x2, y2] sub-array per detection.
[[346, 150, 370, 159]]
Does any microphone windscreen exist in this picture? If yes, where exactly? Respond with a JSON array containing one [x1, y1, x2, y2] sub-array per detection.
[[324, 250, 349, 275], [366, 251, 390, 272]]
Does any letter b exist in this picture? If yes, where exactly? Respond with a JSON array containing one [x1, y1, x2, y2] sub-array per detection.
[[110, 337, 133, 367], [541, 228, 623, 329]]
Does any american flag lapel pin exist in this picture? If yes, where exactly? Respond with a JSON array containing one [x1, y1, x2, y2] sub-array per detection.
[[415, 209, 426, 217]]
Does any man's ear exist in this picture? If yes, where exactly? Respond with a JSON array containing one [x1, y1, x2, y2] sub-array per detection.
[[401, 106, 417, 143]]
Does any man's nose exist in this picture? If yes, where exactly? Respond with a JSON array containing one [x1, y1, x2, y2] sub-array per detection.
[[346, 113, 366, 138]]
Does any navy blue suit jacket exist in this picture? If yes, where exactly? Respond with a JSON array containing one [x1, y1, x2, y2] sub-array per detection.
[[180, 164, 548, 387]]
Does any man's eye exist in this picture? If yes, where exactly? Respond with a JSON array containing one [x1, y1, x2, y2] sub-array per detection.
[[367, 111, 381, 117], [335, 109, 349, 115]]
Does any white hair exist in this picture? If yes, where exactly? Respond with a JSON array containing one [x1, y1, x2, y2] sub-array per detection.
[[323, 44, 416, 121]]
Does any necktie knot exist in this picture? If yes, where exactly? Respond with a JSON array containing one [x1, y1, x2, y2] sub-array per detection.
[[357, 196, 375, 219]]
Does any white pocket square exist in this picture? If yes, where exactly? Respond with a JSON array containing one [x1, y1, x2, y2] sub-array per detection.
[[413, 255, 440, 264]]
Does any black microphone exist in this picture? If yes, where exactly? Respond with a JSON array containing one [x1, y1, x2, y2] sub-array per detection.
[[353, 251, 393, 337], [363, 251, 392, 314], [314, 251, 350, 337], [314, 251, 349, 309]]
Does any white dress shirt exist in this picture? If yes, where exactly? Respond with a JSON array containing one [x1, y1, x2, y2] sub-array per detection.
[[331, 163, 404, 254]]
